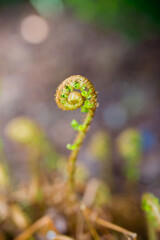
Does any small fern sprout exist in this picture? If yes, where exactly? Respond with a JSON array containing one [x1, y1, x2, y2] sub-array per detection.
[[142, 193, 160, 240], [55, 75, 98, 193], [117, 128, 142, 182], [5, 117, 49, 202]]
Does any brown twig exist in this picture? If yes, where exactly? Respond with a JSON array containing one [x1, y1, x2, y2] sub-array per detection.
[[55, 236, 75, 240], [76, 209, 84, 240], [14, 215, 75, 240], [81, 204, 102, 240], [80, 204, 137, 240]]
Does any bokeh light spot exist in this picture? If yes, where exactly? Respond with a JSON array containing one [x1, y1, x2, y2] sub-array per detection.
[[20, 15, 49, 44], [46, 230, 57, 240]]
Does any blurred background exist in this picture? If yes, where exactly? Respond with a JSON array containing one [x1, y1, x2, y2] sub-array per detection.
[[0, 0, 160, 238]]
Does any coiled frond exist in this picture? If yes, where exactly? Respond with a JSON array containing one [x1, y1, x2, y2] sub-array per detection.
[[55, 75, 98, 193], [55, 75, 97, 111]]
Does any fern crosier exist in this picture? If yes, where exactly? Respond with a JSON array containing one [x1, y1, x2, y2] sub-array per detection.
[[142, 193, 160, 240], [55, 75, 98, 193]]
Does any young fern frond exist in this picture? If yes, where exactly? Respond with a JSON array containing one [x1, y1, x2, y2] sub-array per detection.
[[55, 75, 98, 193], [142, 193, 160, 240]]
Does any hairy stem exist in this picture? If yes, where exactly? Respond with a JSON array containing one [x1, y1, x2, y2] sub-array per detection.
[[55, 75, 97, 194], [67, 108, 95, 192]]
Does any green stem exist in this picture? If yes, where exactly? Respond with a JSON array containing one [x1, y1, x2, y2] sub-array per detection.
[[67, 108, 95, 193], [147, 221, 157, 240]]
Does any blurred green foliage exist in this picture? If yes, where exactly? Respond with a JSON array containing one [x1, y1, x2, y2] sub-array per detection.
[[117, 128, 142, 181], [64, 0, 160, 38], [142, 193, 160, 240], [88, 131, 111, 161], [94, 181, 111, 207], [30, 0, 63, 17], [0, 0, 23, 5], [5, 116, 59, 171], [1, 0, 160, 38]]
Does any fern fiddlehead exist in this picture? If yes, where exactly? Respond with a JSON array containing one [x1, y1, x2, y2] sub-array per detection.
[[55, 75, 98, 193], [142, 193, 160, 240]]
